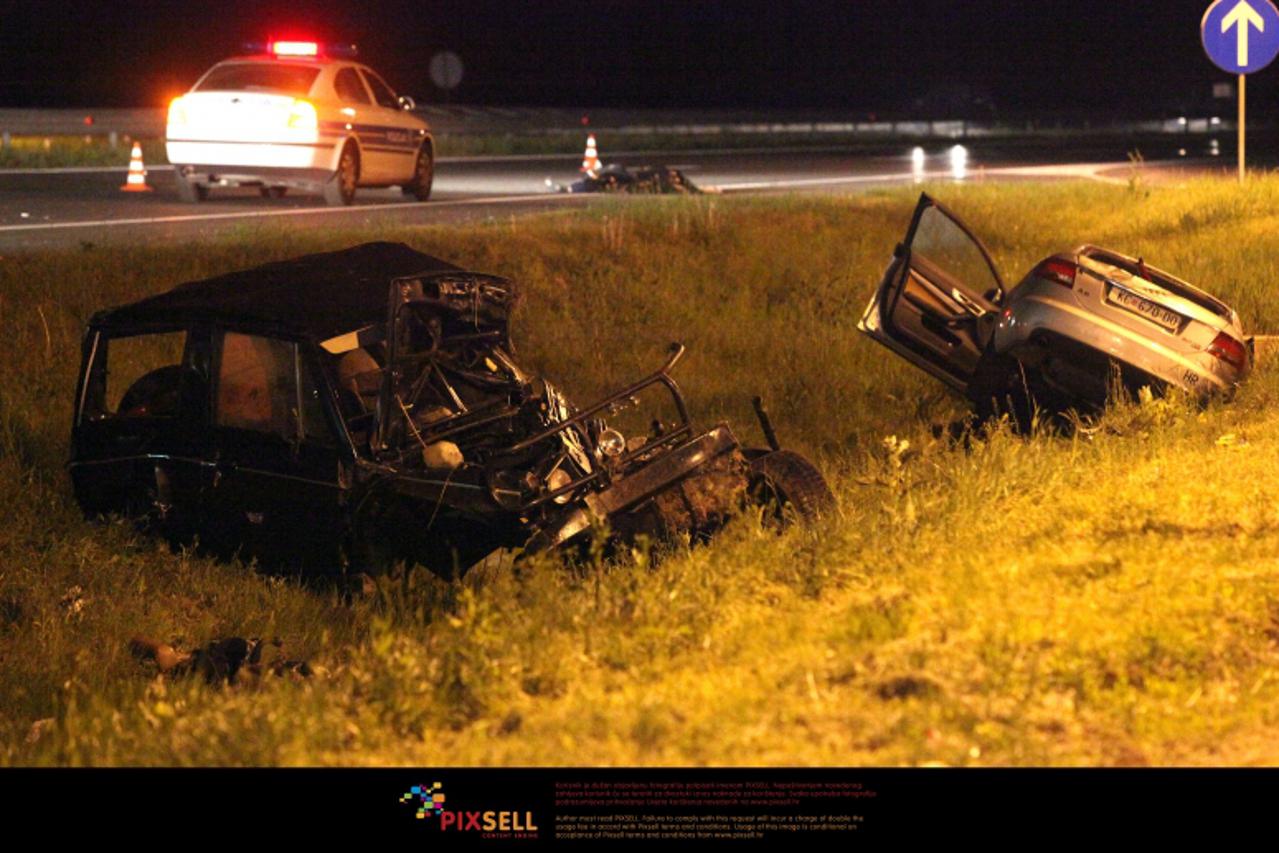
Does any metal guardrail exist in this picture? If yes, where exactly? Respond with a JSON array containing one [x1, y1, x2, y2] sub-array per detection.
[[0, 106, 1246, 141], [0, 108, 165, 138]]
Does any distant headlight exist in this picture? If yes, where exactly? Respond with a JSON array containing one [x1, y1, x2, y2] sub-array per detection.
[[598, 428, 625, 458]]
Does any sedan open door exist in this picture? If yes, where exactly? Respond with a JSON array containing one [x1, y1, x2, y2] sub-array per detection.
[[858, 194, 1004, 394]]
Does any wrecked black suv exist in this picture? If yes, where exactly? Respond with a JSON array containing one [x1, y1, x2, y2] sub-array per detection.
[[70, 243, 831, 576]]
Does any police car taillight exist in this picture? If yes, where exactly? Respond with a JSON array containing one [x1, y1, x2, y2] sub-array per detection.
[[270, 40, 318, 57], [287, 99, 318, 130], [168, 96, 188, 125]]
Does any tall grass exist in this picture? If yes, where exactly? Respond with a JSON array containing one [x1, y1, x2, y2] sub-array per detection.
[[4, 178, 1279, 765], [0, 136, 167, 169]]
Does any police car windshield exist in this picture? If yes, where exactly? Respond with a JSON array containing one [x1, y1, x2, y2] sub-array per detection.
[[195, 63, 319, 96]]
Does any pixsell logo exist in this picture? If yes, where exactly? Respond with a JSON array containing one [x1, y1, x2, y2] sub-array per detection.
[[399, 781, 540, 836], [401, 782, 447, 820]]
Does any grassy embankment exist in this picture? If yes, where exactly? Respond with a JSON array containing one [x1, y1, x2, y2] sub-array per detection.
[[4, 178, 1279, 765]]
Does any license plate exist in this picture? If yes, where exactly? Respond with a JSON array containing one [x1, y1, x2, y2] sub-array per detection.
[[1106, 284, 1183, 333]]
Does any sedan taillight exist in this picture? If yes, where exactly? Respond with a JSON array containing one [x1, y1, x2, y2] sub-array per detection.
[[1036, 258, 1078, 288], [1207, 331, 1248, 371], [287, 99, 318, 131], [167, 96, 187, 126]]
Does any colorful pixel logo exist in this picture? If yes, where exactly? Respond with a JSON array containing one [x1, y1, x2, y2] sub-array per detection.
[[401, 782, 446, 819]]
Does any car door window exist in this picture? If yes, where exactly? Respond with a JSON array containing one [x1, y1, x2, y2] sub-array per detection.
[[83, 330, 188, 420], [334, 67, 370, 104], [360, 69, 399, 108], [216, 332, 297, 436], [910, 204, 1002, 301], [215, 331, 338, 446]]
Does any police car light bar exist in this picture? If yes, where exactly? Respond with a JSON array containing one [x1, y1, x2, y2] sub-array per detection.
[[242, 41, 359, 58], [271, 40, 318, 56]]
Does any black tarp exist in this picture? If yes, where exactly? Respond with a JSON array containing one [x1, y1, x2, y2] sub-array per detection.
[[95, 243, 466, 338]]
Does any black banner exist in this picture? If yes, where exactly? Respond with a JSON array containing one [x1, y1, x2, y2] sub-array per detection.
[[3, 767, 1273, 844]]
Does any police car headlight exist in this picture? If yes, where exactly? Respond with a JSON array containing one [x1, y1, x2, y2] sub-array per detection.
[[598, 428, 625, 458]]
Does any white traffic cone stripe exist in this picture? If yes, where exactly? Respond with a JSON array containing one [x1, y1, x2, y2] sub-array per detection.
[[580, 134, 601, 176], [121, 142, 152, 192]]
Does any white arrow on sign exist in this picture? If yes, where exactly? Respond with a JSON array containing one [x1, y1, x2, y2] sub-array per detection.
[[1223, 0, 1265, 65]]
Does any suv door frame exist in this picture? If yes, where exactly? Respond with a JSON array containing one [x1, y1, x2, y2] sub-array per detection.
[[201, 324, 354, 569], [69, 321, 211, 534]]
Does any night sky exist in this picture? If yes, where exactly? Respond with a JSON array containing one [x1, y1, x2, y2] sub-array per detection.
[[0, 0, 1269, 116]]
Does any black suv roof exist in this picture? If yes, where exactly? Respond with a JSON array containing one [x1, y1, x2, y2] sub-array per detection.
[[93, 242, 462, 338]]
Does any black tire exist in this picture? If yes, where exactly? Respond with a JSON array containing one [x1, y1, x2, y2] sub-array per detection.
[[174, 171, 208, 203], [749, 450, 835, 524], [401, 144, 434, 201], [323, 144, 358, 206], [259, 186, 287, 199]]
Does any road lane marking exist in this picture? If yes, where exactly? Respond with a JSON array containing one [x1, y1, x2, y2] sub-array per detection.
[[0, 192, 588, 233], [0, 160, 1163, 234], [716, 161, 1136, 191]]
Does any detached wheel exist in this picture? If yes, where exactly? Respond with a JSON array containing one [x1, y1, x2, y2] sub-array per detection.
[[174, 172, 208, 203], [401, 144, 434, 201], [749, 450, 835, 524], [323, 144, 358, 206]]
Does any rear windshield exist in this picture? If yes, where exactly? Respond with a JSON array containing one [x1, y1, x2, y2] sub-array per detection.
[[1081, 247, 1231, 319], [195, 62, 319, 95]]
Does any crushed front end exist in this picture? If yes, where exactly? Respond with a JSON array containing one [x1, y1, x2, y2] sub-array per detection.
[[336, 271, 803, 576]]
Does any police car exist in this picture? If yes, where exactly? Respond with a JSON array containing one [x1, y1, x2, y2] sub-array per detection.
[[165, 41, 433, 206]]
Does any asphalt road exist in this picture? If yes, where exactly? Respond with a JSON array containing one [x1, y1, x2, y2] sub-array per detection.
[[0, 139, 1229, 252]]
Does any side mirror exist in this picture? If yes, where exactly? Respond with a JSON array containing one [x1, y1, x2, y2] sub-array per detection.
[[398, 95, 416, 111]]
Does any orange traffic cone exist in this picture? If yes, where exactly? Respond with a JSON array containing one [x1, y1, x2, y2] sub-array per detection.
[[121, 142, 151, 192], [580, 134, 601, 177]]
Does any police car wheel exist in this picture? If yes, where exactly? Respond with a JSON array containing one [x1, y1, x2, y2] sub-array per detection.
[[323, 145, 358, 206], [401, 146, 434, 201], [174, 172, 208, 203]]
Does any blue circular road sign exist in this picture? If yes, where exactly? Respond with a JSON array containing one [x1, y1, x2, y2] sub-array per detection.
[[1203, 0, 1279, 74]]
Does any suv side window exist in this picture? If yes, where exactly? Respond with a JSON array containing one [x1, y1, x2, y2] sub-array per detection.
[[216, 332, 295, 435], [82, 330, 188, 420], [334, 67, 370, 104], [215, 332, 335, 445], [360, 69, 399, 108]]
